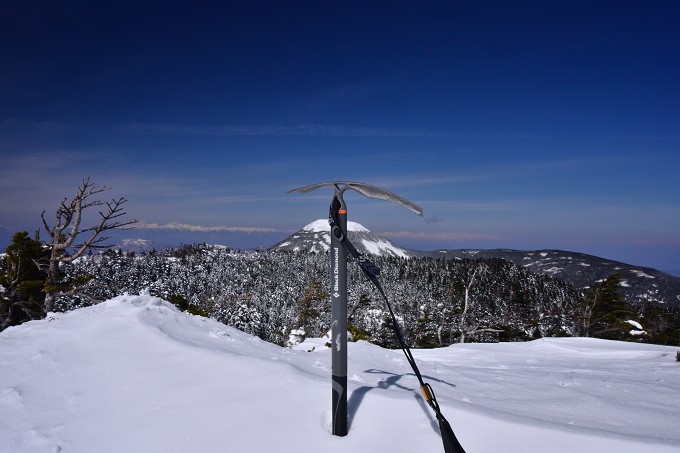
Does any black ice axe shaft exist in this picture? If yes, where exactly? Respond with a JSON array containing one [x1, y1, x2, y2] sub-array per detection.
[[330, 193, 348, 436], [289, 182, 467, 453], [288, 181, 422, 437]]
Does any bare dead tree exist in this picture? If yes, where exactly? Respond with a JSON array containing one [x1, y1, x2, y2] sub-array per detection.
[[458, 266, 478, 343], [40, 177, 137, 313], [448, 262, 501, 343], [580, 285, 599, 337]]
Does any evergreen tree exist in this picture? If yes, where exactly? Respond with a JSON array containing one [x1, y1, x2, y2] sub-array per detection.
[[295, 278, 329, 339], [0, 232, 48, 330], [580, 274, 636, 340], [641, 303, 680, 345]]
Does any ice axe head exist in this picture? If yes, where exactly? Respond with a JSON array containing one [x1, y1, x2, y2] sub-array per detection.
[[288, 181, 423, 217]]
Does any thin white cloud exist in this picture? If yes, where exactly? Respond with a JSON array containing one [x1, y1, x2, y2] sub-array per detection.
[[381, 230, 499, 242], [423, 200, 534, 211], [136, 221, 288, 234]]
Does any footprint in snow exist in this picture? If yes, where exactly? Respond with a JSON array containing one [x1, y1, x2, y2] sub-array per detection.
[[0, 387, 23, 406]]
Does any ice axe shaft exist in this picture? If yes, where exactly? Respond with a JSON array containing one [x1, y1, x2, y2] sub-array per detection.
[[289, 181, 421, 437], [329, 194, 348, 436]]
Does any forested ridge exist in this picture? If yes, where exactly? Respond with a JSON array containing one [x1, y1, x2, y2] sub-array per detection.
[[43, 244, 645, 346], [4, 241, 678, 345]]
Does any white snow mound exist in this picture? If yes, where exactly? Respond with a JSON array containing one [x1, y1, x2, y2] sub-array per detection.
[[1, 294, 679, 453]]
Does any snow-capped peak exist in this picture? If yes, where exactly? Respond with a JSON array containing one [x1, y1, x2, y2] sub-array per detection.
[[119, 238, 154, 247], [274, 219, 410, 257], [114, 238, 170, 253], [302, 219, 370, 233]]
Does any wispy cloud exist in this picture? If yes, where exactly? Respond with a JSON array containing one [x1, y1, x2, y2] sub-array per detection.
[[6, 119, 679, 142], [423, 200, 535, 211], [117, 123, 443, 138], [381, 230, 499, 242], [1, 119, 444, 138], [136, 221, 290, 234]]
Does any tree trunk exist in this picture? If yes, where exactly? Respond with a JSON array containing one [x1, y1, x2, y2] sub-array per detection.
[[43, 292, 56, 314], [458, 272, 476, 344], [43, 257, 60, 314]]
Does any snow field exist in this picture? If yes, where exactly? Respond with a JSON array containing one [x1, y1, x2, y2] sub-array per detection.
[[1, 294, 679, 452]]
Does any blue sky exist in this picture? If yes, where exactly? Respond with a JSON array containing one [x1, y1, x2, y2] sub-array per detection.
[[1, 1, 679, 272]]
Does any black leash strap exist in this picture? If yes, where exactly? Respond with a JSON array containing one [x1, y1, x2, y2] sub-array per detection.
[[329, 209, 467, 453]]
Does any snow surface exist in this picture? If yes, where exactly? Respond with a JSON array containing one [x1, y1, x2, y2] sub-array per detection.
[[626, 320, 644, 330], [631, 269, 656, 279], [361, 238, 409, 258], [1, 294, 679, 453]]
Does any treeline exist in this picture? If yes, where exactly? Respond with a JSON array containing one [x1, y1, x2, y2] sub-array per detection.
[[11, 244, 663, 347], [4, 179, 678, 345]]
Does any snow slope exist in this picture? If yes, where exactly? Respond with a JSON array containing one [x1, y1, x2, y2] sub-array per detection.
[[1, 294, 679, 453]]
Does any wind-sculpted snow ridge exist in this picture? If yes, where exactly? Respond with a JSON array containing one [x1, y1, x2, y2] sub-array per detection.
[[1, 294, 679, 453]]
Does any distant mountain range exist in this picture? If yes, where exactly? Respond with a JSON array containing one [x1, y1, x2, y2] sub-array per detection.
[[114, 238, 172, 254], [113, 219, 680, 308], [272, 219, 680, 308]]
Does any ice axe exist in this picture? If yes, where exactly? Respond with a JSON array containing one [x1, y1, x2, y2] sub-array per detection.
[[289, 181, 466, 453], [289, 181, 421, 436]]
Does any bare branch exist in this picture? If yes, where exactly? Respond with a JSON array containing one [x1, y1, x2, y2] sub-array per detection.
[[41, 178, 138, 313], [46, 282, 104, 305], [467, 328, 503, 335], [8, 258, 21, 288], [41, 210, 54, 236], [61, 197, 138, 262]]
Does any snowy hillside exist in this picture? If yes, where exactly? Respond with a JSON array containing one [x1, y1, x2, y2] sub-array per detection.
[[273, 219, 412, 257], [1, 294, 679, 453], [429, 249, 680, 307], [271, 220, 680, 308]]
